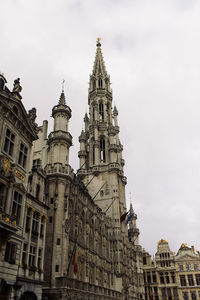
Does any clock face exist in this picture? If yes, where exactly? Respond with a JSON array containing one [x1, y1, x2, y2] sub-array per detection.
[[3, 157, 11, 175]]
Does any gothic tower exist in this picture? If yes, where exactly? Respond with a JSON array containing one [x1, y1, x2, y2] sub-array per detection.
[[78, 39, 127, 223], [44, 90, 74, 287]]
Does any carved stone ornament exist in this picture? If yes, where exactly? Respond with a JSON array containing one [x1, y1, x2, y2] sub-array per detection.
[[12, 78, 22, 99], [28, 107, 37, 123], [0, 155, 15, 181], [64, 219, 70, 233], [13, 78, 22, 93]]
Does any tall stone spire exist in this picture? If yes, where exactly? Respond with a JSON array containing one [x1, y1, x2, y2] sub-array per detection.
[[78, 39, 127, 221], [92, 38, 107, 76], [58, 90, 66, 105]]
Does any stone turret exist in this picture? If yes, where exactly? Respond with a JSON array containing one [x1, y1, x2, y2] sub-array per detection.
[[128, 203, 140, 245], [48, 90, 72, 165]]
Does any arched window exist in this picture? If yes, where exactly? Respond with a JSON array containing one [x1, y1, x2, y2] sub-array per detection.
[[98, 78, 103, 88], [100, 137, 106, 162], [99, 103, 104, 121]]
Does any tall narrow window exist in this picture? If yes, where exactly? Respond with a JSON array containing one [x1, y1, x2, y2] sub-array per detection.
[[93, 107, 95, 121], [160, 272, 164, 284], [195, 274, 200, 285], [29, 245, 36, 267], [99, 103, 104, 121], [98, 78, 103, 88], [180, 275, 187, 286], [18, 143, 28, 168], [100, 138, 106, 163], [40, 216, 45, 238], [36, 184, 40, 200], [93, 144, 95, 165], [0, 183, 7, 209], [183, 292, 189, 300], [38, 248, 42, 268], [22, 243, 28, 265], [3, 128, 15, 156], [93, 79, 96, 90], [188, 274, 194, 286], [191, 291, 197, 300], [12, 191, 22, 225], [32, 211, 39, 235], [26, 207, 31, 231], [5, 242, 16, 264]]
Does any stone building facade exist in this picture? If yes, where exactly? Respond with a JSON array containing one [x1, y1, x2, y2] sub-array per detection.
[[175, 244, 200, 300], [29, 40, 145, 299], [0, 74, 48, 300], [0, 40, 145, 299], [143, 240, 200, 300]]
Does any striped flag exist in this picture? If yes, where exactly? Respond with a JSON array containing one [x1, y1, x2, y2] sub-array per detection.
[[72, 243, 78, 275]]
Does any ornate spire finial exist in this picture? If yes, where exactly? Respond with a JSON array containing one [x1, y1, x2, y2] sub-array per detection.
[[96, 37, 101, 47], [62, 79, 65, 92]]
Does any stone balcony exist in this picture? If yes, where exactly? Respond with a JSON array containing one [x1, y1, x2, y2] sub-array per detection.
[[0, 209, 19, 239], [54, 277, 122, 299], [48, 130, 72, 146], [78, 163, 120, 176], [45, 163, 74, 179]]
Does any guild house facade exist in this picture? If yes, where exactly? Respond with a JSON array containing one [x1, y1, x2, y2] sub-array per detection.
[[0, 40, 145, 300], [143, 240, 200, 300], [0, 75, 48, 300]]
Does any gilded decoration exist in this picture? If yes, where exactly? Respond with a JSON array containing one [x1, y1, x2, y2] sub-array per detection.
[[3, 157, 11, 175], [14, 169, 25, 182]]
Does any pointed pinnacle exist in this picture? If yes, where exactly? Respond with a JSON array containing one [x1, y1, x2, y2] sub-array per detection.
[[59, 90, 66, 105]]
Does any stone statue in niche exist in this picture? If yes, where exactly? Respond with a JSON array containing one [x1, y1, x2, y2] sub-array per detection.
[[12, 78, 22, 94], [64, 219, 70, 234]]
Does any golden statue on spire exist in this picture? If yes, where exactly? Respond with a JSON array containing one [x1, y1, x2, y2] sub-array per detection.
[[96, 37, 101, 46]]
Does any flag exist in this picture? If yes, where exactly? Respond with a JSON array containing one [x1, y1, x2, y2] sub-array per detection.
[[120, 211, 129, 223], [126, 213, 134, 225], [72, 243, 78, 275], [148, 286, 153, 300]]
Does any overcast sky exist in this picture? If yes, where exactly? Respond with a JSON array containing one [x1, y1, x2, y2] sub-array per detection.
[[1, 0, 200, 255]]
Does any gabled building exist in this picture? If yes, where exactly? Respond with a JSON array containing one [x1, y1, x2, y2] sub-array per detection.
[[0, 75, 48, 300], [175, 244, 200, 300], [143, 240, 200, 300]]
